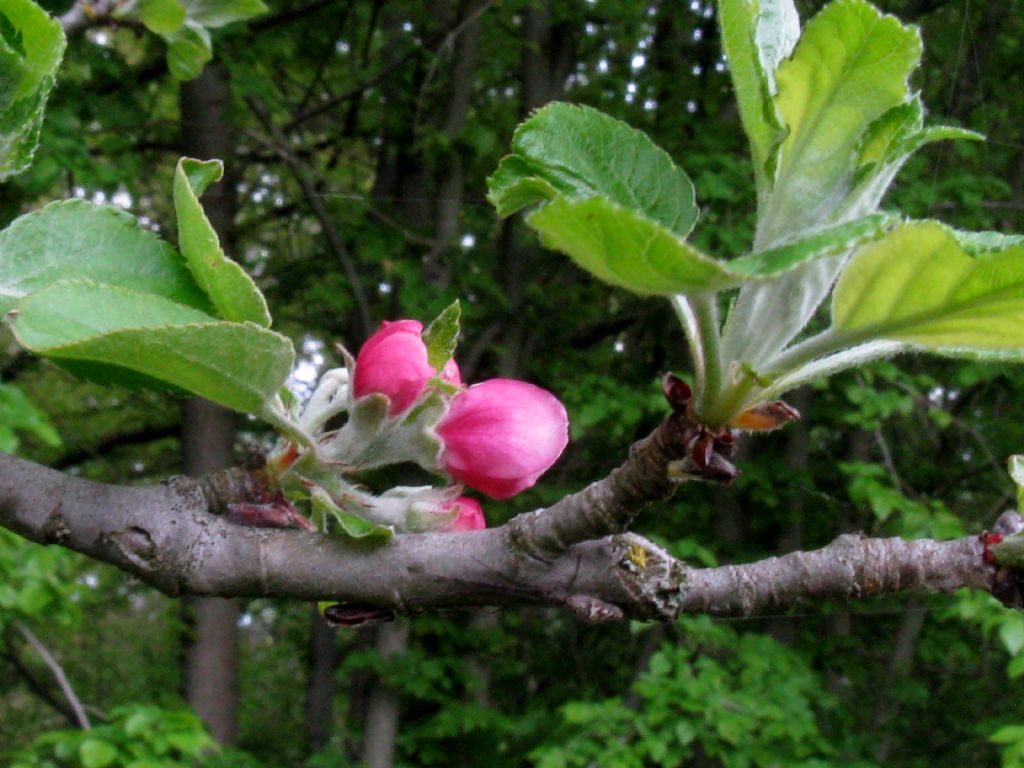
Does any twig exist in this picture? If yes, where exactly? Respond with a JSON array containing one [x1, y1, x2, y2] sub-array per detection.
[[245, 96, 375, 338], [13, 620, 91, 729], [59, 0, 118, 36]]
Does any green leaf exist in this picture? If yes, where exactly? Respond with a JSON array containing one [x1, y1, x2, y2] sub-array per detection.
[[422, 300, 460, 371], [181, 0, 267, 27], [163, 20, 211, 81], [165, 730, 213, 755], [1009, 456, 1024, 512], [0, 199, 212, 316], [832, 221, 1024, 359], [528, 197, 728, 295], [525, 197, 884, 296], [79, 739, 119, 768], [768, 0, 922, 231], [135, 0, 186, 34], [716, 0, 799, 181], [310, 489, 394, 541], [487, 102, 698, 237], [1008, 654, 1024, 680], [853, 95, 983, 193], [11, 280, 293, 413], [991, 725, 1024, 745], [0, 0, 65, 179], [1001, 618, 1024, 656], [952, 229, 1024, 255], [486, 156, 559, 217], [0, 381, 61, 449], [173, 157, 272, 326]]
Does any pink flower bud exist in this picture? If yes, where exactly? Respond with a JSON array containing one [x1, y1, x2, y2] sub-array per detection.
[[353, 320, 461, 416], [442, 496, 486, 532], [437, 379, 569, 500]]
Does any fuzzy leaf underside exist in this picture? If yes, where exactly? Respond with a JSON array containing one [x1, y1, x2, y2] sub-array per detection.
[[716, 0, 799, 179], [722, 0, 925, 369], [0, 199, 211, 316], [310, 489, 394, 540], [731, 213, 895, 277], [487, 102, 698, 237], [173, 157, 272, 327], [11, 281, 292, 413], [832, 221, 1024, 359]]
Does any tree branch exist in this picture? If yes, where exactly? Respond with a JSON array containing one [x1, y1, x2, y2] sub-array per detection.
[[59, 0, 118, 36], [12, 620, 92, 729], [245, 96, 375, 339], [3, 642, 83, 727], [0, 441, 1016, 624]]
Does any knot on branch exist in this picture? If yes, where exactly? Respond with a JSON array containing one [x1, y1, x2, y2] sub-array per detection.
[[612, 533, 688, 621]]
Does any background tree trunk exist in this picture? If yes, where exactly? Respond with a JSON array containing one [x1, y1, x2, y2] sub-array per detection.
[[179, 64, 241, 746], [305, 607, 339, 753], [360, 620, 410, 768]]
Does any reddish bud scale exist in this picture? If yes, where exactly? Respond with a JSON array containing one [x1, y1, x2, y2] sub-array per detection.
[[982, 532, 1005, 565], [661, 372, 692, 413]]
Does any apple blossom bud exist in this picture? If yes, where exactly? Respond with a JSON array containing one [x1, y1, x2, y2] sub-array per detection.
[[436, 379, 569, 500], [353, 320, 461, 416], [442, 496, 486, 531]]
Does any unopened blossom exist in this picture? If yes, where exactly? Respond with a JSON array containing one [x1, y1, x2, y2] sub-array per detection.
[[352, 320, 461, 416], [436, 379, 569, 500], [442, 496, 486, 532]]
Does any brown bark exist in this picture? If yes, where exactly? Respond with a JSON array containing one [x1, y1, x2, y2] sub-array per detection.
[[0, 429, 1013, 620]]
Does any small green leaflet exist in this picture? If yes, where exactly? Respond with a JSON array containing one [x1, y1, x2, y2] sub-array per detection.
[[310, 487, 394, 541], [134, 0, 266, 80], [0, 0, 65, 179], [716, 0, 798, 183], [526, 196, 893, 296], [182, 0, 268, 27], [11, 280, 293, 414], [0, 199, 212, 316], [163, 21, 211, 80], [173, 157, 272, 326], [181, 0, 267, 27], [422, 300, 460, 372], [832, 221, 1024, 358], [853, 96, 983, 191], [488, 102, 699, 237], [132, 0, 186, 34]]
